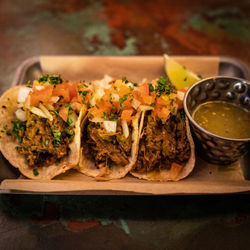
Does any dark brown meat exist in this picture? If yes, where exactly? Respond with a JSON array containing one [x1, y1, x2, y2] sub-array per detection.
[[17, 110, 73, 167], [86, 126, 129, 168], [134, 111, 190, 172]]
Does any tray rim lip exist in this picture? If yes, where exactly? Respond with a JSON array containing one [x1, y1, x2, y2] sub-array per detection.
[[4, 55, 250, 195], [11, 55, 250, 88]]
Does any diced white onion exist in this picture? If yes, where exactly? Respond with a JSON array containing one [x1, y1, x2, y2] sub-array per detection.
[[121, 120, 129, 138], [18, 87, 32, 103], [139, 105, 154, 111], [103, 74, 113, 86], [90, 117, 105, 123], [96, 87, 105, 98], [126, 82, 133, 88], [35, 85, 45, 91], [103, 121, 117, 133], [132, 99, 141, 110], [15, 109, 26, 121], [177, 90, 185, 102], [68, 111, 78, 127], [39, 104, 53, 121], [30, 107, 47, 119], [49, 96, 60, 103], [45, 103, 55, 111], [111, 93, 119, 102]]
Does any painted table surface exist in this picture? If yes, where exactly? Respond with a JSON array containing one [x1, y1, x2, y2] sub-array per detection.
[[0, 0, 250, 249]]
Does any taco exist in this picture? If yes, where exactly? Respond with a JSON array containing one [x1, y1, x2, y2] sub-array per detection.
[[77, 76, 141, 180], [0, 75, 88, 179], [131, 77, 195, 181]]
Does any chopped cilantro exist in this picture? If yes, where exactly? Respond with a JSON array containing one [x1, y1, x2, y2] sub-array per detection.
[[55, 108, 59, 116], [38, 75, 63, 85], [25, 159, 30, 163], [53, 132, 61, 147], [95, 104, 99, 109], [133, 83, 138, 87], [12, 120, 26, 143], [114, 86, 117, 90], [155, 77, 176, 96], [103, 112, 107, 120], [184, 77, 187, 81], [33, 169, 39, 176], [198, 74, 203, 79], [112, 104, 115, 110], [119, 94, 128, 107], [67, 118, 73, 125], [26, 80, 32, 88], [128, 86, 134, 91], [148, 83, 154, 92], [45, 140, 49, 146], [122, 77, 129, 83]]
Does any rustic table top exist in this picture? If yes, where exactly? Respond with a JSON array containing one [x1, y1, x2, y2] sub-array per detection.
[[0, 0, 250, 249]]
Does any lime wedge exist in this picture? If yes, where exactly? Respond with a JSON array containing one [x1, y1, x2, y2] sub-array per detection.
[[164, 54, 200, 89]]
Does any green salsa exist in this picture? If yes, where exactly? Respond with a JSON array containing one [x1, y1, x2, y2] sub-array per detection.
[[192, 101, 250, 139]]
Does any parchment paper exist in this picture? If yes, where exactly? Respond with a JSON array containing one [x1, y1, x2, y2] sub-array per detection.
[[1, 55, 249, 194]]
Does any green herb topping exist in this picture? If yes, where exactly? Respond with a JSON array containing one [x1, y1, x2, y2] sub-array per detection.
[[155, 77, 176, 96], [33, 169, 39, 176], [38, 75, 63, 85], [12, 120, 26, 143]]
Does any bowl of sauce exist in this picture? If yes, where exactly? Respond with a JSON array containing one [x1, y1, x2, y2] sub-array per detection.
[[184, 76, 250, 165]]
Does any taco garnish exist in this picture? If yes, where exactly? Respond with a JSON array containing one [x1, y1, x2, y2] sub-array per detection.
[[0, 75, 88, 179], [131, 77, 195, 181], [77, 75, 141, 180]]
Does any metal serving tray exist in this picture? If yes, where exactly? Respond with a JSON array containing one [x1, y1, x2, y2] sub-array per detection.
[[1, 55, 250, 195]]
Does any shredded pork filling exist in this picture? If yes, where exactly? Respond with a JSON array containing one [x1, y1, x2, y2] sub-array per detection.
[[83, 122, 132, 169], [134, 111, 190, 173], [14, 108, 74, 167]]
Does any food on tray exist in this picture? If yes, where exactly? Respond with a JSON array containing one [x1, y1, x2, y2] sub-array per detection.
[[164, 54, 201, 89], [0, 75, 87, 179], [77, 75, 141, 180], [131, 77, 195, 181], [192, 100, 250, 139]]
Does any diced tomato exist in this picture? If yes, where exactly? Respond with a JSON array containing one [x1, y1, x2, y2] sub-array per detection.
[[155, 96, 166, 106], [76, 84, 92, 104], [67, 82, 78, 99], [138, 83, 149, 96], [52, 83, 70, 102], [121, 109, 134, 122], [169, 162, 183, 180], [59, 106, 69, 122], [133, 90, 144, 104], [122, 98, 133, 109], [88, 100, 112, 117], [158, 107, 170, 121], [29, 85, 53, 106], [71, 96, 80, 103], [142, 95, 155, 105]]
